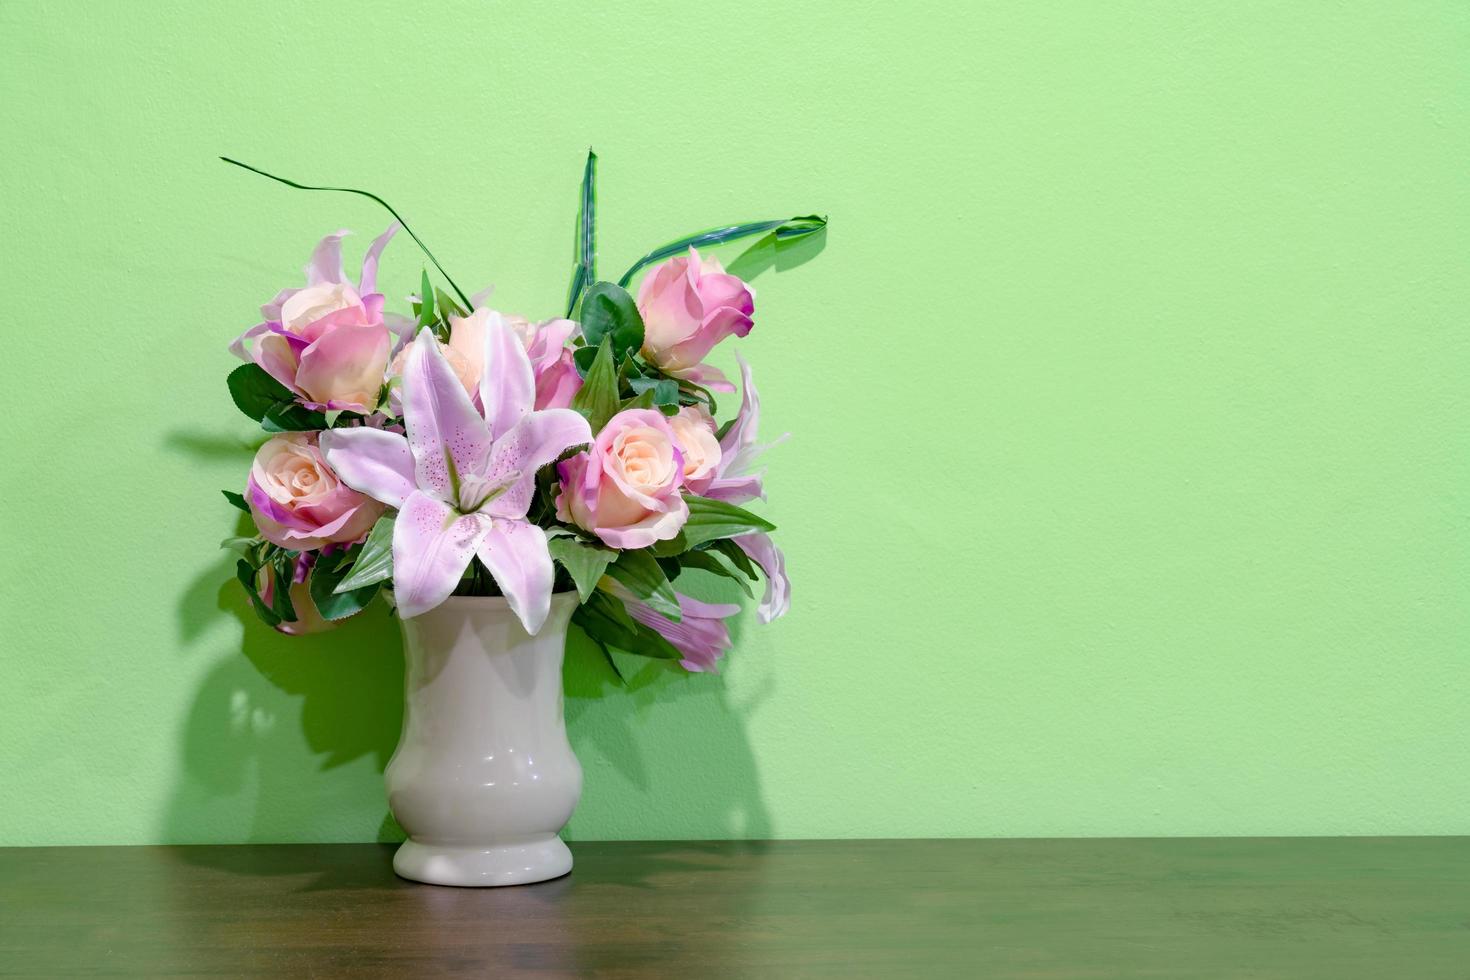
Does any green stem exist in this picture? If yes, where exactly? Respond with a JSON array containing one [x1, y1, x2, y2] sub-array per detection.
[[219, 156, 472, 310]]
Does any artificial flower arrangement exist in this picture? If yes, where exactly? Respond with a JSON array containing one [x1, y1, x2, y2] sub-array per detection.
[[218, 153, 824, 674]]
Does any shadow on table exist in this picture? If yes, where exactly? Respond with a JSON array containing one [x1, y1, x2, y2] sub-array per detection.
[[160, 428, 772, 888]]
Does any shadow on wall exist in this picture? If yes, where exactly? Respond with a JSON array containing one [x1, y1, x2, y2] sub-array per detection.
[[162, 494, 771, 847]]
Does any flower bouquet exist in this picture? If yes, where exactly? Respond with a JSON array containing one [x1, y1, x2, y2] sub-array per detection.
[[215, 152, 824, 884]]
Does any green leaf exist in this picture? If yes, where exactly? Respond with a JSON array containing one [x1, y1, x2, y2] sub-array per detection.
[[679, 495, 776, 549], [268, 552, 298, 624], [416, 270, 436, 328], [606, 549, 681, 621], [261, 400, 328, 432], [222, 489, 250, 513], [236, 559, 282, 628], [334, 515, 395, 593], [623, 388, 657, 410], [309, 550, 381, 621], [650, 531, 689, 557], [565, 149, 597, 317], [220, 156, 472, 309], [435, 286, 467, 320], [227, 363, 293, 423], [572, 344, 599, 377], [726, 215, 830, 282], [707, 537, 760, 581], [219, 536, 257, 556], [618, 215, 828, 288], [572, 589, 682, 661], [677, 549, 754, 598], [548, 536, 617, 603], [579, 281, 644, 362], [628, 376, 680, 406], [570, 337, 619, 433]]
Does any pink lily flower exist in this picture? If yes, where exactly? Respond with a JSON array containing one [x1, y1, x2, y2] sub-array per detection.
[[320, 321, 591, 631]]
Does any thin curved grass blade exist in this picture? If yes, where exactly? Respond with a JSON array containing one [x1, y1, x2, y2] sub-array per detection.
[[219, 157, 471, 309]]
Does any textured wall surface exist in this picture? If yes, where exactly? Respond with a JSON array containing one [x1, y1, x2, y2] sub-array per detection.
[[2, 1, 1467, 845]]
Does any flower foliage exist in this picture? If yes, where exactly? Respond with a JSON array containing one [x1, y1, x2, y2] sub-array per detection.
[[218, 152, 825, 674]]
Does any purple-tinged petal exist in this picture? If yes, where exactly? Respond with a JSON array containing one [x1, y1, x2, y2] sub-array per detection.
[[719, 352, 761, 458], [734, 532, 790, 624], [305, 230, 350, 286], [482, 408, 592, 520], [479, 312, 536, 441], [701, 474, 765, 505], [246, 474, 306, 531], [254, 333, 303, 393], [392, 491, 490, 619], [357, 222, 400, 296], [384, 312, 417, 353], [402, 330, 492, 505], [320, 427, 416, 509], [261, 287, 298, 323], [622, 590, 740, 672], [228, 321, 272, 361], [476, 519, 555, 635], [666, 361, 736, 393]]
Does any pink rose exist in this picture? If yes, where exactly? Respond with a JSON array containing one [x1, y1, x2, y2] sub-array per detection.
[[556, 409, 689, 549], [246, 432, 384, 551], [232, 227, 399, 415], [667, 405, 722, 494], [636, 247, 754, 390]]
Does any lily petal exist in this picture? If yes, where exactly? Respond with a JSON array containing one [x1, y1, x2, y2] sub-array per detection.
[[392, 491, 490, 619], [476, 520, 555, 634], [320, 427, 416, 509], [403, 330, 492, 505], [479, 312, 536, 441], [734, 531, 790, 624], [483, 408, 593, 520]]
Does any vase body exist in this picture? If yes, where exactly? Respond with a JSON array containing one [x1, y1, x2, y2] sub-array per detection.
[[386, 593, 581, 887]]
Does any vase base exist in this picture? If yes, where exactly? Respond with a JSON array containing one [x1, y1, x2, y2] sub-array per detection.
[[392, 835, 573, 887]]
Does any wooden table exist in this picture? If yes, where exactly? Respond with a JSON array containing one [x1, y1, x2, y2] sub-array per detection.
[[1, 838, 1465, 977]]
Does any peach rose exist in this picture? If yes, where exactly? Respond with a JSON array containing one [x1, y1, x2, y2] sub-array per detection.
[[556, 409, 689, 549], [667, 405, 722, 494], [246, 432, 384, 551]]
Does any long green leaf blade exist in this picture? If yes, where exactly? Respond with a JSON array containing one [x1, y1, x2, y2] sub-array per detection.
[[617, 215, 827, 287], [219, 156, 471, 309], [565, 149, 597, 316]]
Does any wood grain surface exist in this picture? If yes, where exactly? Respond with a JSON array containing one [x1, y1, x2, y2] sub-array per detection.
[[1, 838, 1466, 978]]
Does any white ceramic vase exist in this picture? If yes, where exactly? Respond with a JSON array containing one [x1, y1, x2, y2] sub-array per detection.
[[385, 592, 582, 887]]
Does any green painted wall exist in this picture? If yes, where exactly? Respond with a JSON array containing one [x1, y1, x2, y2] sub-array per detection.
[[2, 1, 1466, 846]]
